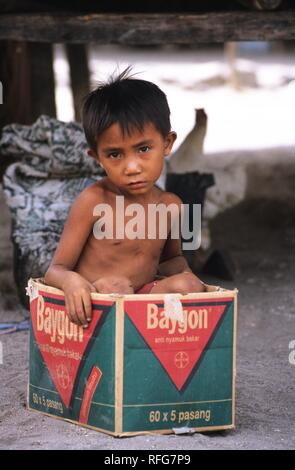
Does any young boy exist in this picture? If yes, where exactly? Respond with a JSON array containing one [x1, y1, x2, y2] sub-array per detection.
[[44, 68, 205, 327]]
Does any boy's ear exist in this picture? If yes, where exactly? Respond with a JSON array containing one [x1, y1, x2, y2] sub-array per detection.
[[87, 149, 105, 169], [87, 149, 97, 159], [164, 131, 177, 156], [87, 149, 105, 170]]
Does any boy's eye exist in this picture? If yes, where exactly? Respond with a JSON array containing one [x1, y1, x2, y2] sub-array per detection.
[[107, 152, 121, 159], [138, 146, 150, 153]]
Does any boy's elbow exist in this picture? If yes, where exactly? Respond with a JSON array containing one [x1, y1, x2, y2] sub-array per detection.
[[44, 264, 72, 286], [44, 264, 57, 284], [43, 268, 51, 285]]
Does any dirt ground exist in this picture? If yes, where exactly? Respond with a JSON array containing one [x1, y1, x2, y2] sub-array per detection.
[[0, 169, 294, 449]]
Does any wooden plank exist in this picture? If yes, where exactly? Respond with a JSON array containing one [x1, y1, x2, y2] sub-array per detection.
[[66, 44, 90, 122], [0, 40, 56, 178], [0, 41, 32, 129], [0, 41, 56, 126], [29, 42, 56, 120], [0, 12, 295, 44]]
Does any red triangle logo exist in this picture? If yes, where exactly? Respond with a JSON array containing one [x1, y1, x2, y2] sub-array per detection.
[[30, 290, 113, 408], [124, 298, 232, 391]]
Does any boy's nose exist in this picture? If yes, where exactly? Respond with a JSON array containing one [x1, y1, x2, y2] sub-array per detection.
[[124, 158, 142, 175]]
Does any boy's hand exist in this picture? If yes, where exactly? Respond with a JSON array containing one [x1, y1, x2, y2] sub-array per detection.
[[61, 272, 97, 326]]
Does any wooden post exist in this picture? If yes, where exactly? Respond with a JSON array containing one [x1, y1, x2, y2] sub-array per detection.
[[66, 44, 90, 122], [0, 41, 56, 178], [0, 40, 32, 129], [29, 42, 56, 121], [0, 40, 32, 177], [0, 40, 56, 128], [225, 42, 240, 90]]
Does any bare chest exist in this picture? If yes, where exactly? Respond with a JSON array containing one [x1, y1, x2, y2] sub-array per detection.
[[92, 207, 171, 247]]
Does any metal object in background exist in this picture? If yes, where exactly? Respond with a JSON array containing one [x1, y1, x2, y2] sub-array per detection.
[[0, 318, 30, 335]]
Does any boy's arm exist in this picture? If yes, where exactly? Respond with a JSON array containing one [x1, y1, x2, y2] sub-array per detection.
[[158, 234, 191, 277], [44, 186, 99, 326], [157, 193, 191, 277]]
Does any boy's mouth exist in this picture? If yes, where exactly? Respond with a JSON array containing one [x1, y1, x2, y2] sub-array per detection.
[[128, 181, 148, 189]]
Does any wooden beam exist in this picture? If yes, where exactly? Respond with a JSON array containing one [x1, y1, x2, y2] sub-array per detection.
[[29, 42, 56, 120], [0, 41, 32, 129], [0, 12, 295, 44], [66, 44, 90, 122]]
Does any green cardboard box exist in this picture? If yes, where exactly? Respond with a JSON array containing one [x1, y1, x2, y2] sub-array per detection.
[[27, 278, 237, 436]]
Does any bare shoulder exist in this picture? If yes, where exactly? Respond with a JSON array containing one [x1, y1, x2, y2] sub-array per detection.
[[160, 190, 183, 207], [72, 179, 106, 207], [65, 180, 108, 224]]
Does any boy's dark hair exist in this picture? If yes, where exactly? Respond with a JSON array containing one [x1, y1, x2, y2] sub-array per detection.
[[82, 67, 171, 152]]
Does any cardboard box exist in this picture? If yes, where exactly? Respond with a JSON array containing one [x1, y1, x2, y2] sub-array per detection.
[[27, 278, 238, 437]]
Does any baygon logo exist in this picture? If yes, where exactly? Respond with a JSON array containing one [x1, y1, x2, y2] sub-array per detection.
[[36, 296, 84, 345], [147, 304, 208, 335]]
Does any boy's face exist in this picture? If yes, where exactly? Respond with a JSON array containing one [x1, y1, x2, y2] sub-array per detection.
[[88, 122, 176, 196]]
